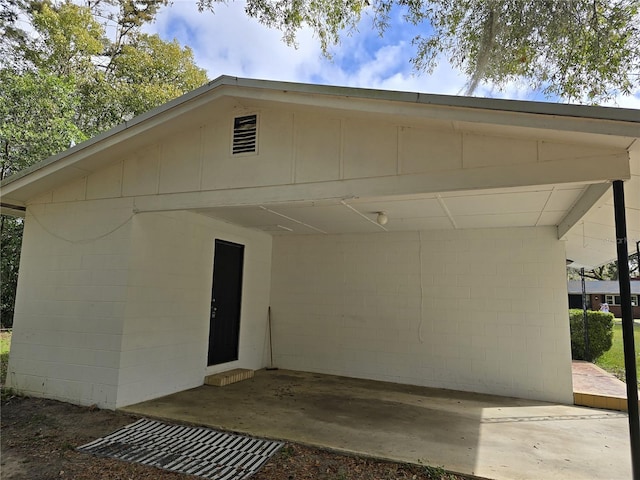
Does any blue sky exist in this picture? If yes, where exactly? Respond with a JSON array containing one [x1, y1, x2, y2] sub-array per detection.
[[146, 1, 640, 109]]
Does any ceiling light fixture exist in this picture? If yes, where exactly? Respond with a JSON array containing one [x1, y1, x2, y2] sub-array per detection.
[[376, 211, 388, 226], [339, 200, 388, 231]]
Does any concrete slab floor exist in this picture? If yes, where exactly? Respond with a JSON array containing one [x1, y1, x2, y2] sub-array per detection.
[[121, 369, 633, 480]]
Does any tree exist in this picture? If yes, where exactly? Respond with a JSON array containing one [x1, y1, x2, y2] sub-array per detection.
[[0, 0, 208, 327], [107, 34, 207, 124], [196, 0, 640, 103], [567, 250, 639, 282], [0, 69, 85, 327], [0, 0, 30, 66], [0, 69, 85, 179], [0, 69, 88, 327], [568, 263, 619, 281], [632, 247, 640, 277], [19, 1, 207, 135], [0, 218, 22, 328]]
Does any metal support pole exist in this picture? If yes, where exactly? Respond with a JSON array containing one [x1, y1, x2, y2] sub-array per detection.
[[580, 267, 590, 360], [612, 180, 640, 480]]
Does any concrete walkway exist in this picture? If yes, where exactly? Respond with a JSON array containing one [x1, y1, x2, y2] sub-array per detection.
[[572, 360, 639, 411], [122, 369, 633, 480]]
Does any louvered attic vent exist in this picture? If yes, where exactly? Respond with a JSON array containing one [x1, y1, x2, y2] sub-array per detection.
[[232, 114, 258, 155]]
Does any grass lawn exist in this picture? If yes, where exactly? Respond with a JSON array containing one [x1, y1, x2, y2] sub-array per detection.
[[595, 322, 640, 387], [1, 330, 11, 385]]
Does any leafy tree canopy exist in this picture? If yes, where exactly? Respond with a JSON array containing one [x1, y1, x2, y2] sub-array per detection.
[[5, 1, 207, 133], [196, 0, 640, 103], [0, 68, 84, 179]]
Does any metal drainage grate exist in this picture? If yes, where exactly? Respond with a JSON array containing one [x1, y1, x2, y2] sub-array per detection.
[[78, 418, 283, 480]]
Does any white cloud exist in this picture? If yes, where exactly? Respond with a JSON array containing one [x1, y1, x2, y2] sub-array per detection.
[[146, 1, 468, 95], [147, 1, 639, 109], [148, 2, 326, 82], [602, 93, 640, 110]]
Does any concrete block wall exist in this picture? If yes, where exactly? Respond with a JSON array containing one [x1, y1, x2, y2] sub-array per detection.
[[270, 226, 573, 404], [7, 198, 135, 407], [8, 202, 272, 409], [116, 211, 273, 408]]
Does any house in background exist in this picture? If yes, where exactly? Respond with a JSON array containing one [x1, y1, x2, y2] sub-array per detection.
[[568, 279, 640, 319], [1, 76, 639, 410]]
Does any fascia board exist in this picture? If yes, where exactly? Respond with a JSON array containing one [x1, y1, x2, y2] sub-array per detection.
[[227, 76, 640, 135]]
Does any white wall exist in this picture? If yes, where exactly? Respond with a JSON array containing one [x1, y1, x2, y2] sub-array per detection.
[[30, 104, 627, 209], [8, 202, 272, 409], [7, 198, 135, 407], [270, 226, 573, 403], [116, 211, 272, 407]]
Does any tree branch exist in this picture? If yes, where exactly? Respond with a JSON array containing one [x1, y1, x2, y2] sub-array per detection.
[[465, 3, 499, 95]]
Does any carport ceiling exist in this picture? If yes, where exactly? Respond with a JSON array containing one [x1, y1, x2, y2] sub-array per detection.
[[196, 183, 589, 235]]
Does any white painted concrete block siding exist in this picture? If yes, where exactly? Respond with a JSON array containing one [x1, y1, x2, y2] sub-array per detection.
[[9, 199, 134, 407], [270, 227, 573, 404], [6, 78, 635, 410], [8, 204, 272, 408], [117, 211, 272, 407]]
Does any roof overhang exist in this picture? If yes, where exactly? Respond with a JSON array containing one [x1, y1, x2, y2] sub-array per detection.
[[1, 76, 638, 269], [567, 280, 640, 295]]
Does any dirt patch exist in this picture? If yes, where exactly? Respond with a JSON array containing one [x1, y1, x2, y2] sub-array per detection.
[[1, 394, 472, 480], [1, 394, 185, 480]]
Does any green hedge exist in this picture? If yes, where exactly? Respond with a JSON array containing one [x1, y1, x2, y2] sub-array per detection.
[[569, 309, 614, 361]]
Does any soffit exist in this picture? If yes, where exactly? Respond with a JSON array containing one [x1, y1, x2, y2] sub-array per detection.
[[195, 183, 588, 235], [564, 153, 640, 269], [193, 165, 638, 270]]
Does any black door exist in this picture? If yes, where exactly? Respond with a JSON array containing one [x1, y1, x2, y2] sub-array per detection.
[[208, 239, 244, 366]]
